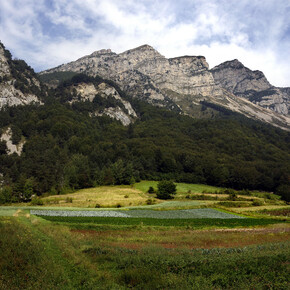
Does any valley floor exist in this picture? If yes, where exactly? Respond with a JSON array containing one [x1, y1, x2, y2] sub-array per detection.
[[0, 206, 289, 289], [1, 182, 289, 289]]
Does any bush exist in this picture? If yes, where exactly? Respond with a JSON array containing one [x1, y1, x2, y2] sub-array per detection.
[[252, 200, 263, 206], [30, 198, 44, 206], [147, 186, 155, 194], [228, 192, 238, 201], [146, 198, 155, 205], [0, 186, 14, 204], [65, 197, 73, 203], [156, 180, 176, 200]]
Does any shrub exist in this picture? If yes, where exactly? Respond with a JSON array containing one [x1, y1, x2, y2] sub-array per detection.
[[65, 197, 73, 203], [228, 192, 238, 201], [146, 198, 155, 205], [95, 203, 101, 208], [156, 180, 176, 200], [252, 200, 263, 206], [147, 186, 155, 194], [0, 186, 14, 204], [30, 198, 44, 206]]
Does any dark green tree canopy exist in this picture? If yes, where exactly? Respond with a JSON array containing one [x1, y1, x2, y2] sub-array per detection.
[[157, 180, 177, 200]]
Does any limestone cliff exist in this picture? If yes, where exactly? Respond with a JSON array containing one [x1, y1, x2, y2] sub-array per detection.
[[211, 59, 290, 116], [0, 43, 42, 109], [41, 45, 290, 130], [68, 81, 137, 126]]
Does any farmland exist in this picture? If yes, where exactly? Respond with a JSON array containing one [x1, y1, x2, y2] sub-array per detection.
[[0, 182, 289, 289]]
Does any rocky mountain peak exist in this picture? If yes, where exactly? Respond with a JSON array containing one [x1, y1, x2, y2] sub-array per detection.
[[215, 59, 244, 70], [211, 59, 289, 116], [119, 44, 165, 66], [121, 44, 162, 56], [90, 49, 114, 57], [40, 44, 290, 130]]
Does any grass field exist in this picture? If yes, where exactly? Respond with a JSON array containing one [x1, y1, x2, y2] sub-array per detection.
[[134, 180, 222, 194], [41, 185, 150, 208], [1, 182, 289, 289], [0, 214, 289, 289]]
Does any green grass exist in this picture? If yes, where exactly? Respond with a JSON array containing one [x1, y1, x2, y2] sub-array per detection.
[[0, 207, 18, 216], [83, 242, 290, 289], [134, 181, 222, 194], [0, 217, 101, 289], [1, 215, 289, 289], [176, 182, 223, 194], [39, 216, 286, 228]]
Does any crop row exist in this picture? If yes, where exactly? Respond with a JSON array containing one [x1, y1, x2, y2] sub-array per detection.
[[38, 216, 283, 228]]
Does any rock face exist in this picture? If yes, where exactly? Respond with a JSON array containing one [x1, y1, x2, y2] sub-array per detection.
[[0, 43, 42, 109], [69, 82, 137, 126], [0, 127, 25, 155], [211, 60, 290, 116], [41, 45, 290, 130]]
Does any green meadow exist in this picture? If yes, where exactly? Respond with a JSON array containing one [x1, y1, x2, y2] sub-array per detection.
[[0, 182, 289, 289]]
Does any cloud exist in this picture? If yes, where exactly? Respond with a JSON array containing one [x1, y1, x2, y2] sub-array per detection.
[[0, 0, 289, 86]]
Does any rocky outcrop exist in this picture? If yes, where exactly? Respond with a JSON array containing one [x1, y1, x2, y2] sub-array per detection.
[[0, 43, 42, 109], [211, 59, 290, 116], [41, 45, 290, 131], [69, 82, 137, 126], [0, 127, 25, 155]]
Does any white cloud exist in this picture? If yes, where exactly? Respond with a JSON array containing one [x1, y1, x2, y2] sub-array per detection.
[[0, 0, 289, 86]]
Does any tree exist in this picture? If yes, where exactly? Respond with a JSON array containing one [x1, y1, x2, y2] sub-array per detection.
[[0, 140, 7, 155], [276, 184, 290, 202], [148, 186, 155, 193], [156, 180, 176, 200], [21, 179, 34, 202]]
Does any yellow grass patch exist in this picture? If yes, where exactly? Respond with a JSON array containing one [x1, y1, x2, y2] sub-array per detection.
[[42, 185, 151, 208], [230, 205, 290, 213]]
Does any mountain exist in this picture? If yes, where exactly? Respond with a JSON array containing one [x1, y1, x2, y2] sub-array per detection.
[[41, 45, 290, 131], [0, 43, 43, 108], [211, 59, 289, 115], [0, 42, 289, 202]]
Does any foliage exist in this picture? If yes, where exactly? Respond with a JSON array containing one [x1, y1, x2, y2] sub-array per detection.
[[40, 215, 284, 228], [157, 180, 177, 199], [147, 186, 155, 193], [30, 197, 44, 206], [0, 186, 14, 204], [275, 184, 290, 202]]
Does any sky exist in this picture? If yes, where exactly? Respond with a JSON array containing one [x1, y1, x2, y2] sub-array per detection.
[[0, 0, 289, 87]]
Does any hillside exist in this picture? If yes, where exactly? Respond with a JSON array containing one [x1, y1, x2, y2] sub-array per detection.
[[0, 42, 289, 203]]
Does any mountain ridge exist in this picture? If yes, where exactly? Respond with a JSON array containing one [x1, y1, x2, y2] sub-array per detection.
[[40, 44, 290, 131], [0, 42, 289, 200], [211, 59, 289, 116]]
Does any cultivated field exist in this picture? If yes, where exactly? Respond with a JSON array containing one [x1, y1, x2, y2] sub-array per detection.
[[0, 182, 289, 289]]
